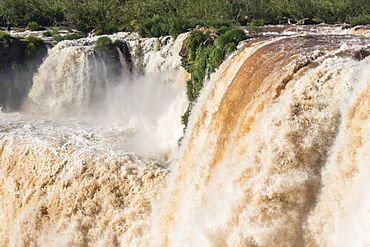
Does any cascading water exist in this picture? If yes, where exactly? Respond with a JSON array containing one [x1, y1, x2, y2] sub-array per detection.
[[0, 33, 188, 246], [24, 42, 108, 116], [150, 27, 370, 246], [2, 25, 370, 246]]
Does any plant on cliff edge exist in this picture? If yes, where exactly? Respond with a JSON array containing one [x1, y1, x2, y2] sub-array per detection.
[[94, 36, 115, 56], [18, 36, 44, 65], [180, 27, 246, 130]]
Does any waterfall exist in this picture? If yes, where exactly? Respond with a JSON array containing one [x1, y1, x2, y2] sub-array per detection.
[[150, 33, 370, 246], [2, 26, 370, 246], [0, 33, 188, 246], [24, 42, 108, 116], [23, 34, 188, 156]]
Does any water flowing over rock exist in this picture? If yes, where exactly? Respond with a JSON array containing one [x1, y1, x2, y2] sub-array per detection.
[[151, 33, 370, 246], [2, 26, 370, 246]]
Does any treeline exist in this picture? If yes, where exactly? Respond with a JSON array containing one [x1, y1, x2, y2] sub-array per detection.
[[1, 0, 370, 36]]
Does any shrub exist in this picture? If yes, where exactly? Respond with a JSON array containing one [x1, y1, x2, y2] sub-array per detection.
[[208, 46, 224, 72], [214, 29, 245, 48], [51, 27, 59, 36], [168, 17, 186, 38], [94, 36, 121, 60], [23, 35, 42, 43], [180, 27, 246, 129], [18, 36, 44, 64], [0, 31, 11, 51], [27, 21, 39, 31], [139, 15, 187, 38], [52, 33, 83, 42], [249, 19, 265, 27], [42, 31, 53, 37], [181, 104, 193, 126], [349, 15, 370, 26], [0, 30, 10, 39], [94, 36, 113, 53], [184, 30, 207, 61], [113, 39, 123, 47]]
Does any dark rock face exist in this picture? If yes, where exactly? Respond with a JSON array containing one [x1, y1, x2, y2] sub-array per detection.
[[354, 49, 370, 61], [0, 36, 47, 111]]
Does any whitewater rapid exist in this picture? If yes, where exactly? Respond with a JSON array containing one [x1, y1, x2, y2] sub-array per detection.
[[0, 33, 188, 246], [151, 28, 370, 246], [2, 25, 370, 246]]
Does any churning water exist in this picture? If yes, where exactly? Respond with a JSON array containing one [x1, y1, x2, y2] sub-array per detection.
[[2, 25, 370, 246]]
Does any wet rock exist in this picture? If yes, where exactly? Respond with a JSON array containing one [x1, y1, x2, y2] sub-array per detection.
[[0, 35, 47, 111], [349, 25, 370, 34], [353, 49, 370, 61], [297, 18, 318, 25]]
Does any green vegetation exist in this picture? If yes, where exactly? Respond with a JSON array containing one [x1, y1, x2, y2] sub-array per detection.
[[94, 36, 126, 76], [42, 27, 84, 42], [0, 0, 65, 27], [1, 0, 370, 36], [348, 14, 370, 26], [1, 32, 45, 69], [0, 33, 47, 111], [1, 0, 370, 129], [94, 36, 124, 60], [138, 15, 186, 38], [95, 36, 113, 53], [63, 0, 124, 35], [27, 21, 39, 31], [52, 32, 83, 42], [18, 36, 44, 62], [180, 27, 246, 128], [0, 30, 9, 38], [0, 30, 11, 57], [42, 30, 53, 37]]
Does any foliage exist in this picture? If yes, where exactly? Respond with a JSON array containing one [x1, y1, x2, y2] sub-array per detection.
[[18, 36, 44, 61], [2, 0, 370, 36], [63, 0, 124, 34], [249, 19, 265, 26], [181, 27, 246, 128], [27, 21, 39, 31], [52, 33, 83, 42], [42, 31, 52, 37], [50, 27, 59, 36], [0, 30, 10, 39], [348, 15, 370, 26], [139, 15, 186, 38], [0, 0, 65, 27], [122, 0, 235, 36], [177, 0, 233, 27], [0, 30, 11, 56], [94, 36, 121, 60], [95, 36, 112, 51], [181, 103, 193, 127]]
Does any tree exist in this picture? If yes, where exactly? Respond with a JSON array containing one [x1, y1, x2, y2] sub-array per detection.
[[0, 0, 65, 26], [63, 0, 124, 34], [178, 0, 233, 27]]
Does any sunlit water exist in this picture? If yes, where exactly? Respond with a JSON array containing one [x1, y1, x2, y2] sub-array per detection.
[[2, 25, 370, 246]]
